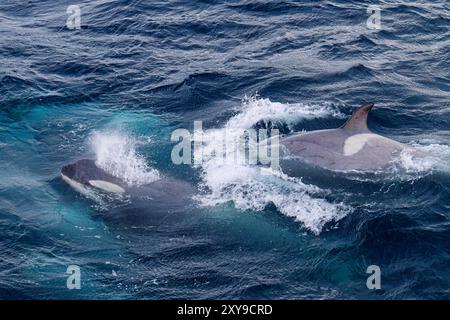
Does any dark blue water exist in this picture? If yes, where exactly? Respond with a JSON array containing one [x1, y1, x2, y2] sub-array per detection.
[[1, 0, 450, 299]]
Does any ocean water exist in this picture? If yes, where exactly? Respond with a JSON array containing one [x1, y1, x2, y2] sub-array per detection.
[[1, 0, 449, 299]]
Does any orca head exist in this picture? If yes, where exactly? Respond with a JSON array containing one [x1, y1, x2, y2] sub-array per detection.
[[61, 159, 126, 194], [61, 159, 99, 184]]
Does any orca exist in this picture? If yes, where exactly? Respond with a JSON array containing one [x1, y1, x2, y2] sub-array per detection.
[[61, 159, 195, 218], [279, 103, 424, 172]]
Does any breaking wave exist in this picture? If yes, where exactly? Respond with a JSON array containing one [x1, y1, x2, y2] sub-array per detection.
[[195, 96, 351, 234]]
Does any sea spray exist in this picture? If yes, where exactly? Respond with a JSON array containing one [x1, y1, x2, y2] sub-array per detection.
[[194, 96, 351, 234], [89, 130, 160, 186]]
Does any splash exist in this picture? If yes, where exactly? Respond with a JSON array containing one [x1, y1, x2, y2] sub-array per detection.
[[197, 166, 350, 235], [89, 130, 160, 186], [226, 95, 345, 130], [196, 96, 351, 234], [403, 142, 450, 173]]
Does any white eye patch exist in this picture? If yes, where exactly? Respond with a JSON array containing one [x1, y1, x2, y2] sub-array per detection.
[[89, 180, 125, 193]]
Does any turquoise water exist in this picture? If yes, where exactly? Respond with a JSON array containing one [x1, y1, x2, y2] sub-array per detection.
[[1, 0, 450, 299]]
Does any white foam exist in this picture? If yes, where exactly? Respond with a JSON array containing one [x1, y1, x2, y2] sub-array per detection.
[[197, 167, 351, 235], [226, 95, 345, 130], [402, 142, 450, 173], [196, 96, 351, 234], [89, 130, 160, 186]]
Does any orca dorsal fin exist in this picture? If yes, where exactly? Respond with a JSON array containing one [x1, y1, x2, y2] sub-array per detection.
[[341, 103, 374, 131]]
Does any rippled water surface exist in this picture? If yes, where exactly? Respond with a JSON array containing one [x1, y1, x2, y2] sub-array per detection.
[[1, 0, 449, 299]]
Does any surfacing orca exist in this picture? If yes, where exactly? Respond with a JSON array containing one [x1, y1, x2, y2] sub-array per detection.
[[61, 158, 198, 231], [280, 103, 423, 172], [61, 159, 194, 205]]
